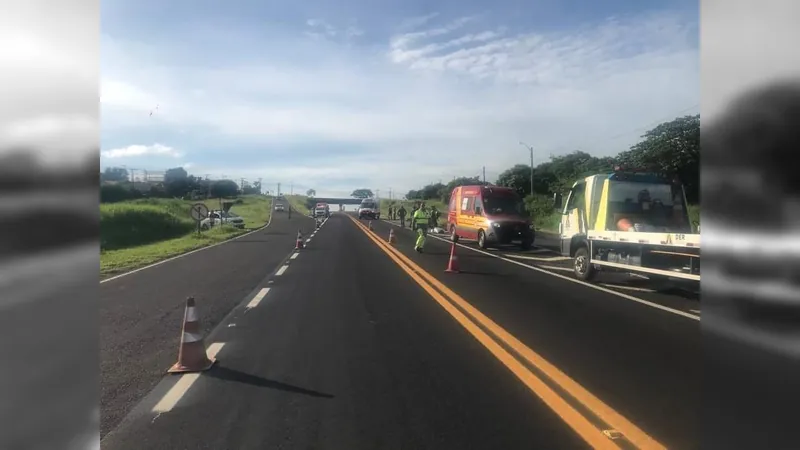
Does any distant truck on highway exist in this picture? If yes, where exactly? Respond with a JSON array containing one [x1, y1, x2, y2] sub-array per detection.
[[553, 167, 700, 282], [358, 199, 380, 220], [447, 185, 534, 250], [314, 202, 330, 218]]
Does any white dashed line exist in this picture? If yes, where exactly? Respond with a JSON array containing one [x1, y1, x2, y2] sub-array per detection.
[[290, 252, 299, 260], [246, 288, 270, 309], [152, 342, 225, 413], [275, 265, 289, 276]]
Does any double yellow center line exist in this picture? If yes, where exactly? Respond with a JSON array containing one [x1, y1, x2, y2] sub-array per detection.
[[349, 216, 666, 450]]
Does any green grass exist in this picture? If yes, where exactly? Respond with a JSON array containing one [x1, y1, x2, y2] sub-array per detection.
[[285, 195, 311, 215], [100, 195, 272, 277]]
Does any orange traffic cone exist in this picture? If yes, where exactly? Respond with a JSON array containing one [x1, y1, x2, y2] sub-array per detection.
[[387, 228, 396, 244], [368, 220, 374, 231], [168, 297, 216, 374], [296, 230, 304, 249], [445, 240, 460, 273]]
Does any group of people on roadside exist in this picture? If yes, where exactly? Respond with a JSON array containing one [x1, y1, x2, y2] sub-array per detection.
[[386, 202, 442, 252]]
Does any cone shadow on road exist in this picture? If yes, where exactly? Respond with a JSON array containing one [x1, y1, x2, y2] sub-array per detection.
[[207, 366, 335, 399]]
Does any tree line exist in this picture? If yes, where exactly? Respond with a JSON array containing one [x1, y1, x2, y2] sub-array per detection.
[[404, 114, 700, 207], [100, 167, 262, 203]]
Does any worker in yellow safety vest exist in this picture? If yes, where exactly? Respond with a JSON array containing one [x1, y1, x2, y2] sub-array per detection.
[[412, 203, 431, 253]]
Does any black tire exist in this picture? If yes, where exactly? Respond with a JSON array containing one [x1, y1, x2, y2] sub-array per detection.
[[520, 239, 533, 251], [573, 246, 596, 281], [450, 225, 458, 241], [478, 229, 488, 249]]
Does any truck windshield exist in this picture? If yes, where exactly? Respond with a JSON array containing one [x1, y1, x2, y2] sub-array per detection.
[[482, 194, 524, 215], [607, 181, 691, 232], [361, 203, 376, 209]]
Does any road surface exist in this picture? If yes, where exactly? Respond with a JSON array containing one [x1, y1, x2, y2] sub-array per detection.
[[102, 212, 701, 449], [100, 207, 315, 438]]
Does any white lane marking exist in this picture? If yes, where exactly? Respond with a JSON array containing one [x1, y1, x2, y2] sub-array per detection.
[[427, 234, 700, 321], [102, 199, 276, 284], [275, 265, 289, 276], [306, 238, 312, 243], [290, 252, 299, 260], [152, 342, 224, 413], [539, 265, 574, 272], [504, 253, 572, 262], [690, 309, 701, 314], [246, 288, 270, 309], [599, 283, 657, 293]]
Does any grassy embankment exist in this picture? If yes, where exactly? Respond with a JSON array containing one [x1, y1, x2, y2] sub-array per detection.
[[100, 195, 272, 277], [284, 195, 311, 215]]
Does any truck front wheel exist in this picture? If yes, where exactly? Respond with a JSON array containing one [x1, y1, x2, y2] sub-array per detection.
[[573, 246, 596, 281]]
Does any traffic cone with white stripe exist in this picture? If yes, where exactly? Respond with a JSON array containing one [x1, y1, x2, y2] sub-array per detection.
[[368, 220, 373, 231], [296, 230, 304, 249], [168, 297, 216, 374], [445, 235, 460, 273], [387, 228, 396, 245]]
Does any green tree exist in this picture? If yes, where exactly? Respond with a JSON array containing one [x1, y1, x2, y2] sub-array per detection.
[[210, 179, 239, 198], [306, 189, 316, 197], [350, 188, 374, 198], [616, 114, 700, 203], [101, 167, 129, 183], [164, 167, 192, 197]]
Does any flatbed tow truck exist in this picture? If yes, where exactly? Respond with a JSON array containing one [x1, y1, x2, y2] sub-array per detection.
[[554, 167, 700, 283]]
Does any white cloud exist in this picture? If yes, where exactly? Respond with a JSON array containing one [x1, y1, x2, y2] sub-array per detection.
[[100, 10, 699, 196], [101, 143, 182, 159]]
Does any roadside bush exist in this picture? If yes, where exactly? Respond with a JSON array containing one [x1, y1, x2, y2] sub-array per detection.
[[101, 203, 194, 250], [101, 184, 135, 203]]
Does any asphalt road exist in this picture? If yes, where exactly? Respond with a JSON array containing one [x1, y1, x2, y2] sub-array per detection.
[[100, 206, 315, 438], [102, 212, 700, 449]]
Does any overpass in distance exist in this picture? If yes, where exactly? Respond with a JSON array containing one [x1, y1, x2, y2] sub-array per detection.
[[310, 197, 365, 205]]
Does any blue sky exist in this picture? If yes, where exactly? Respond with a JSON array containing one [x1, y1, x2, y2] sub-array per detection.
[[99, 0, 699, 197]]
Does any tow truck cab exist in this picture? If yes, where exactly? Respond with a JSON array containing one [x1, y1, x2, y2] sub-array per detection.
[[554, 168, 699, 281]]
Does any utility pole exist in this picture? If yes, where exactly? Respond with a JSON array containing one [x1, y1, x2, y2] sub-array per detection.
[[290, 182, 294, 195], [482, 166, 486, 184], [205, 175, 211, 199], [277, 183, 281, 196], [257, 177, 262, 194], [389, 188, 392, 201], [519, 142, 534, 196], [240, 178, 245, 194]]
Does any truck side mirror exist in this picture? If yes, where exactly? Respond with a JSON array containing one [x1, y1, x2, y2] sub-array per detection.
[[553, 193, 563, 210]]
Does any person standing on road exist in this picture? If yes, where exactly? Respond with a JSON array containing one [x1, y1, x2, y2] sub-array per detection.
[[288, 205, 292, 219], [388, 205, 394, 221], [412, 203, 431, 253], [398, 205, 407, 227], [428, 205, 439, 228]]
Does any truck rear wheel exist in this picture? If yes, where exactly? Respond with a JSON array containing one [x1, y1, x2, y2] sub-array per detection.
[[573, 246, 596, 281]]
